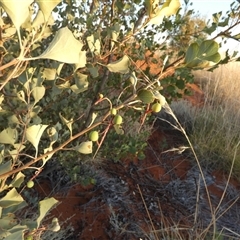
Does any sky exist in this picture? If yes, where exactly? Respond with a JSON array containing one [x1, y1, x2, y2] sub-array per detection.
[[191, 0, 235, 16], [189, 0, 240, 54]]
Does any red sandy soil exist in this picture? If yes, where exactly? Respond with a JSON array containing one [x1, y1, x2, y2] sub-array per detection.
[[35, 128, 192, 239], [34, 85, 240, 239]]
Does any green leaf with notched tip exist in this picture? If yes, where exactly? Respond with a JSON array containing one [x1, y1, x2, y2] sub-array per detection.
[[10, 172, 25, 188], [185, 40, 221, 68], [198, 40, 219, 58], [185, 42, 199, 63]]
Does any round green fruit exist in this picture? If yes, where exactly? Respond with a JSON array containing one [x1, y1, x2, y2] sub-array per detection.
[[113, 114, 123, 125], [151, 103, 162, 113], [27, 180, 34, 188], [25, 236, 33, 240], [89, 131, 99, 142], [111, 108, 117, 115], [137, 89, 154, 104]]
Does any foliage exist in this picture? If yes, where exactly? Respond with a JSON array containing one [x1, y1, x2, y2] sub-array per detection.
[[100, 115, 151, 162], [0, 185, 59, 239], [167, 0, 209, 51], [0, 0, 240, 238]]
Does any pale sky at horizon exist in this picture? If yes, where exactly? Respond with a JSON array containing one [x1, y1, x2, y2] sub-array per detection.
[[188, 0, 240, 53], [190, 0, 236, 16]]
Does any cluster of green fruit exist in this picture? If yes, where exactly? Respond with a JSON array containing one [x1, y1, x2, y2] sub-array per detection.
[[137, 89, 162, 112], [88, 88, 164, 143], [88, 108, 123, 142]]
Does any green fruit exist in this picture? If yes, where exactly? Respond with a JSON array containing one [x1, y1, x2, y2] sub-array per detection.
[[27, 180, 34, 188], [113, 114, 123, 125], [25, 236, 33, 240], [137, 89, 154, 104], [89, 131, 99, 142], [151, 103, 162, 113], [111, 108, 117, 115], [90, 178, 96, 185]]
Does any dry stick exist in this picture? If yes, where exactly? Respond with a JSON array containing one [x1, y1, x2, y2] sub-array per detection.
[[0, 58, 18, 71], [0, 59, 22, 91], [84, 51, 111, 129], [137, 184, 159, 240], [93, 122, 111, 159]]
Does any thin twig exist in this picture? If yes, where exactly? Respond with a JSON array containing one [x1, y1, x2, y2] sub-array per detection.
[[137, 184, 159, 240]]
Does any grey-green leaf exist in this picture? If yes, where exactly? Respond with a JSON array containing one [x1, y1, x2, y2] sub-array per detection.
[[26, 124, 48, 151], [74, 141, 92, 154], [0, 128, 18, 146], [148, 0, 180, 25], [0, 188, 24, 208], [74, 72, 89, 90], [198, 40, 219, 57], [0, 160, 11, 176], [4, 226, 26, 240], [185, 42, 199, 63], [36, 197, 58, 228], [185, 40, 221, 67], [0, 215, 18, 233], [32, 86, 45, 104], [107, 55, 130, 73], [36, 27, 86, 64], [0, 0, 33, 30], [42, 68, 57, 80], [36, 0, 61, 21], [59, 113, 72, 137], [10, 172, 25, 188]]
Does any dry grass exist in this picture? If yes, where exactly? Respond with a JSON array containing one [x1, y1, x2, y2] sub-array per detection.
[[154, 101, 240, 240], [151, 62, 240, 239], [170, 62, 240, 179]]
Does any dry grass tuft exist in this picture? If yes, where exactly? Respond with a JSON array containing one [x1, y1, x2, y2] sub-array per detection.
[[170, 62, 240, 178], [151, 62, 240, 239]]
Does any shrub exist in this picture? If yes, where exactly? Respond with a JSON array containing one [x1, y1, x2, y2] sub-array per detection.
[[0, 0, 239, 238]]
